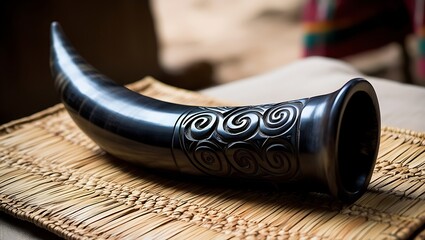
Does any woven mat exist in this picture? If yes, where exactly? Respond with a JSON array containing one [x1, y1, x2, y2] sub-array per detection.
[[1, 77, 425, 239]]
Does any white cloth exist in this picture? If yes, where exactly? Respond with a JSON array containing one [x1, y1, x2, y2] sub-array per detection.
[[202, 57, 425, 132]]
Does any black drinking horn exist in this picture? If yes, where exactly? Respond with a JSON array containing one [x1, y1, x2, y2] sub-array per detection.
[[50, 22, 380, 202]]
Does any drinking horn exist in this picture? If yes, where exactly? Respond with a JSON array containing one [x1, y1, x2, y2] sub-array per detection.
[[50, 22, 380, 202]]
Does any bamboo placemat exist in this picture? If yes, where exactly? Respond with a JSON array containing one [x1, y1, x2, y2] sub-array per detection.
[[1, 77, 425, 239]]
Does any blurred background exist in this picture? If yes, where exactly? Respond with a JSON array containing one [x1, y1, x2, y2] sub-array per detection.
[[1, 0, 424, 124]]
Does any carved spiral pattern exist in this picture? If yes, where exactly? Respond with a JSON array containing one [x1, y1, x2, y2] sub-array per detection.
[[226, 142, 260, 175], [217, 108, 261, 141], [261, 104, 299, 136], [260, 140, 297, 177], [177, 102, 303, 179], [191, 141, 230, 176], [183, 112, 219, 140]]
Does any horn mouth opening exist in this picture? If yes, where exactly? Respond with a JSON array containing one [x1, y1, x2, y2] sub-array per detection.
[[331, 80, 380, 202]]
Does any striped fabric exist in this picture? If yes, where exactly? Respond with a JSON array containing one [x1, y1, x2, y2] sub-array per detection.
[[303, 0, 425, 79]]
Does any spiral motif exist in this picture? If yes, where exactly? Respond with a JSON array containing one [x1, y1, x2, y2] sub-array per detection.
[[259, 140, 298, 178], [261, 104, 298, 136], [183, 112, 219, 140], [217, 108, 261, 141], [225, 142, 260, 175], [177, 102, 302, 178], [191, 141, 230, 176]]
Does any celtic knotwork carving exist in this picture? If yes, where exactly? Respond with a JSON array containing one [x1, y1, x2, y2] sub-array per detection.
[[176, 102, 303, 179]]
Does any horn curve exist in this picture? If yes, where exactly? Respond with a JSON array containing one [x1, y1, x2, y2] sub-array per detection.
[[50, 22, 380, 202]]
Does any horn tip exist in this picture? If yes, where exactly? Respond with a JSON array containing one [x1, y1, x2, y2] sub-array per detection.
[[50, 21, 63, 37], [51, 21, 60, 29]]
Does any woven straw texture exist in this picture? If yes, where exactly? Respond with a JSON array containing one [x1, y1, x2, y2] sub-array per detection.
[[1, 77, 425, 239]]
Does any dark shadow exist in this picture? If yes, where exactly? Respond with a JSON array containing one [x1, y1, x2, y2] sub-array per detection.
[[103, 153, 346, 212], [0, 211, 63, 239]]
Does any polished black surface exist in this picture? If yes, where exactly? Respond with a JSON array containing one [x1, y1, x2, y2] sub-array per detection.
[[51, 22, 380, 202]]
